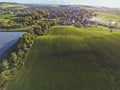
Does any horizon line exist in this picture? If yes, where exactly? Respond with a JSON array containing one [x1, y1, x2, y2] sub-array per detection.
[[0, 1, 119, 8]]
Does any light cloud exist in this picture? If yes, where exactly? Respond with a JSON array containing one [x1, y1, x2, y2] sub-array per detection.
[[48, 0, 65, 3]]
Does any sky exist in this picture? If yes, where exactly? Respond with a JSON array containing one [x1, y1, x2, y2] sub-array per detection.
[[0, 0, 120, 8]]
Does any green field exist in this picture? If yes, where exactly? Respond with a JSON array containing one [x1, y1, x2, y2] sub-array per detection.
[[0, 26, 33, 32], [0, 14, 15, 24], [0, 4, 26, 9], [6, 26, 120, 90], [95, 12, 120, 26], [96, 12, 120, 21], [0, 3, 26, 23], [0, 13, 33, 31]]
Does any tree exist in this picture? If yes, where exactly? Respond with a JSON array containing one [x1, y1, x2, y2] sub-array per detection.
[[2, 59, 9, 70], [32, 26, 43, 36], [11, 52, 17, 62], [18, 49, 25, 59]]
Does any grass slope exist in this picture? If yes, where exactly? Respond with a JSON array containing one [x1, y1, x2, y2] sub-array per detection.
[[0, 14, 15, 24], [96, 12, 120, 21], [0, 4, 26, 9], [96, 12, 120, 26], [7, 26, 120, 90]]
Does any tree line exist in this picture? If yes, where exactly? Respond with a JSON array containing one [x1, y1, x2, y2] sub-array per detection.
[[0, 10, 56, 89]]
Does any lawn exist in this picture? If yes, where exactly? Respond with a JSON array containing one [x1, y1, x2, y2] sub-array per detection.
[[0, 13, 34, 32], [95, 12, 120, 26], [6, 26, 120, 90], [1, 26, 33, 32], [0, 14, 15, 24]]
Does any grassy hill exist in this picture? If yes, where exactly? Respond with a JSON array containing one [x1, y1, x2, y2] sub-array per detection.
[[0, 14, 15, 24], [95, 12, 120, 26], [6, 26, 120, 90], [0, 2, 27, 9]]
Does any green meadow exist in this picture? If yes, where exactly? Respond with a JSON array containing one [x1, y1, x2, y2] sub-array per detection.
[[96, 12, 120, 26], [6, 26, 120, 90], [0, 14, 15, 24], [96, 12, 120, 20], [0, 4, 26, 9]]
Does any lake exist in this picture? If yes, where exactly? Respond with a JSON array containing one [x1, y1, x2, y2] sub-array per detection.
[[0, 32, 25, 59]]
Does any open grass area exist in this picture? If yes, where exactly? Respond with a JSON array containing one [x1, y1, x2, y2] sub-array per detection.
[[95, 12, 120, 26], [0, 13, 34, 32], [0, 14, 15, 19], [0, 14, 15, 24], [6, 26, 120, 90], [96, 12, 120, 21], [0, 4, 26, 9], [0, 26, 33, 32]]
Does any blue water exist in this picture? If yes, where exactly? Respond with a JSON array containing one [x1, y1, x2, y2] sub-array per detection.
[[0, 32, 25, 58]]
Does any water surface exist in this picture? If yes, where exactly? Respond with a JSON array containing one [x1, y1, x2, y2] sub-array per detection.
[[0, 32, 25, 58]]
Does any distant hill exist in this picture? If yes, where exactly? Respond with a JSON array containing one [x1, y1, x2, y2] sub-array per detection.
[[0, 2, 27, 9], [0, 2, 18, 5], [6, 26, 120, 90], [95, 12, 120, 26]]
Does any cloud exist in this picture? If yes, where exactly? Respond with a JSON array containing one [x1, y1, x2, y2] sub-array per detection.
[[47, 0, 65, 4]]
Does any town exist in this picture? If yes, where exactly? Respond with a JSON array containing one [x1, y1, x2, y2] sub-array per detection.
[[0, 1, 120, 90]]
